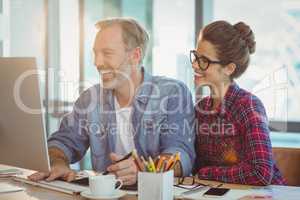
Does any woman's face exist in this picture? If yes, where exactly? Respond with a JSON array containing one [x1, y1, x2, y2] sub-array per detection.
[[192, 39, 230, 89]]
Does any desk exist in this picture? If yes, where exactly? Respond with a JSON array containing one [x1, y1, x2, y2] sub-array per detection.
[[1, 164, 299, 200]]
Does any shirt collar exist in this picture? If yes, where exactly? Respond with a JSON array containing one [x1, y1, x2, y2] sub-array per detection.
[[134, 67, 153, 104]]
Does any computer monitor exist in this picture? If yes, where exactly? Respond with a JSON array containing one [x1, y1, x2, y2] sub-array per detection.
[[0, 57, 50, 172]]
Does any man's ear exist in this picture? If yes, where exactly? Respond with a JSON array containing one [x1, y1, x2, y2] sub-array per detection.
[[130, 47, 142, 66], [224, 63, 236, 77]]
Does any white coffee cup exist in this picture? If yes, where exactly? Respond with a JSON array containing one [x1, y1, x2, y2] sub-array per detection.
[[89, 174, 123, 197]]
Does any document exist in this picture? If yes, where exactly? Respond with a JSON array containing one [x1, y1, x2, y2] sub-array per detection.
[[0, 183, 24, 194], [0, 169, 22, 177]]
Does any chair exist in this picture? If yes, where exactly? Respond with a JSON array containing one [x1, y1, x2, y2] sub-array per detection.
[[272, 147, 300, 186]]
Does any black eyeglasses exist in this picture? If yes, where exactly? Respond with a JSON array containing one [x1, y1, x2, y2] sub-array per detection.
[[174, 176, 208, 190], [189, 50, 228, 71]]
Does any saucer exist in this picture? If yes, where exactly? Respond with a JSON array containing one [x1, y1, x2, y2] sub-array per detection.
[[81, 189, 126, 200]]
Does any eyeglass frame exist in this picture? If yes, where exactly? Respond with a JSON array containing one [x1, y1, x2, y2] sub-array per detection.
[[174, 176, 209, 190], [189, 50, 230, 71]]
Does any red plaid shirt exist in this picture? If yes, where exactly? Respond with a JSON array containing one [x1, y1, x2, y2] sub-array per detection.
[[195, 83, 286, 186]]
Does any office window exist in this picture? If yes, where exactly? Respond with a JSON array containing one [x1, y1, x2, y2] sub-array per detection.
[[0, 0, 9, 57], [213, 0, 300, 123], [0, 41, 2, 56], [0, 0, 2, 13], [152, 0, 195, 91], [0, 0, 3, 56], [1, 0, 47, 118], [44, 0, 81, 135], [82, 0, 103, 88]]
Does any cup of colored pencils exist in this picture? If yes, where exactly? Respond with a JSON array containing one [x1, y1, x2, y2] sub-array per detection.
[[131, 149, 181, 173]]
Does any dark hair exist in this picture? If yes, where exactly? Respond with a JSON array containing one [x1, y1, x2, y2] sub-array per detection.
[[201, 20, 256, 79]]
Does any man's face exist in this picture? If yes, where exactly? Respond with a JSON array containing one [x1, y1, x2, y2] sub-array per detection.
[[93, 25, 133, 89]]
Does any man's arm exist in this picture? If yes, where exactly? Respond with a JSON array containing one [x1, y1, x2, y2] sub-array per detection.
[[47, 86, 97, 164], [48, 147, 69, 167], [28, 86, 98, 182], [159, 81, 196, 177]]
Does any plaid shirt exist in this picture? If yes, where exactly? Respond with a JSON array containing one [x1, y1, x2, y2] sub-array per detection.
[[195, 82, 286, 186]]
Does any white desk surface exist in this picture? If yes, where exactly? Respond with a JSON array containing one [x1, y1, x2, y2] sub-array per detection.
[[1, 164, 299, 200]]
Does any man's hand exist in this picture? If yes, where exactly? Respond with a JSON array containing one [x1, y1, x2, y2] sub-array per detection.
[[106, 153, 138, 185], [28, 147, 76, 182], [28, 162, 76, 182]]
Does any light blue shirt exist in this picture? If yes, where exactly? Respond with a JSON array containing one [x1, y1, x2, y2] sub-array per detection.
[[48, 69, 196, 176]]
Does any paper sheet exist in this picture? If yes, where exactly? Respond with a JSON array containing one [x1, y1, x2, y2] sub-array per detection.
[[0, 183, 24, 194], [174, 187, 273, 200]]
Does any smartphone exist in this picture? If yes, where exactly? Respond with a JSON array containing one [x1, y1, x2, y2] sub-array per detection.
[[70, 177, 89, 186], [202, 187, 230, 197]]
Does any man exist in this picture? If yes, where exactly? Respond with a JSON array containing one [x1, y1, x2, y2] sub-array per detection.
[[29, 18, 195, 185]]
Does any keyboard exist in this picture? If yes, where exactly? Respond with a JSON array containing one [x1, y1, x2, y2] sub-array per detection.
[[14, 175, 88, 194]]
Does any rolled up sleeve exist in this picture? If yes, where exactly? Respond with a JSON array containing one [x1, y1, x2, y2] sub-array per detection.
[[47, 89, 94, 164]]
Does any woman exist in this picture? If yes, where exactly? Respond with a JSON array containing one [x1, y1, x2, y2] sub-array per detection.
[[192, 20, 286, 185]]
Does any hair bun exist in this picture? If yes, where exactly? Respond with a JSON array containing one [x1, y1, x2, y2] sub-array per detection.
[[233, 22, 256, 54]]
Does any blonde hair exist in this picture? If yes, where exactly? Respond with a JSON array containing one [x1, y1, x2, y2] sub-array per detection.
[[95, 17, 149, 64]]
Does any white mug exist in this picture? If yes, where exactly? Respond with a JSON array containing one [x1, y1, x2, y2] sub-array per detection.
[[89, 174, 123, 196]]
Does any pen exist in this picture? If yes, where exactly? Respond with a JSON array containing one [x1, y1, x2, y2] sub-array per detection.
[[103, 151, 132, 175]]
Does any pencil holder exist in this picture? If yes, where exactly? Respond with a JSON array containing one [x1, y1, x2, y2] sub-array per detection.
[[138, 170, 174, 200]]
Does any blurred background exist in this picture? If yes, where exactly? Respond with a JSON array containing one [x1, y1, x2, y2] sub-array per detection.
[[0, 0, 300, 169]]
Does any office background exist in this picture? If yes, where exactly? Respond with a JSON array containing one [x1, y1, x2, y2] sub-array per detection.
[[0, 0, 300, 169]]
